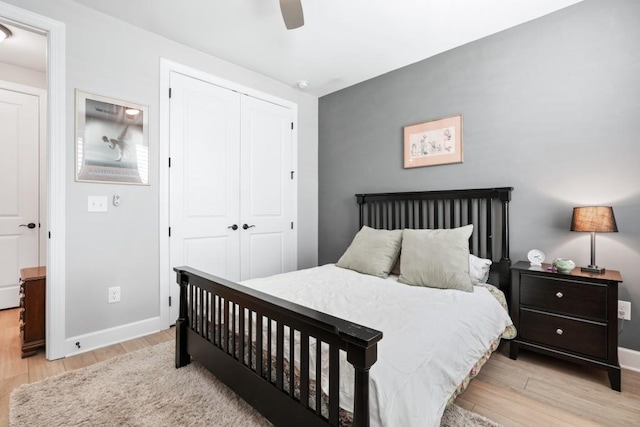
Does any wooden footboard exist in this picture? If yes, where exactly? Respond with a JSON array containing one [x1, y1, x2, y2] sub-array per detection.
[[174, 266, 383, 427]]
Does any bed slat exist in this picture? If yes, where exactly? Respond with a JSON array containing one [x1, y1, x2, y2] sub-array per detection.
[[315, 339, 322, 415], [277, 322, 285, 390], [329, 345, 340, 425], [300, 333, 310, 406]]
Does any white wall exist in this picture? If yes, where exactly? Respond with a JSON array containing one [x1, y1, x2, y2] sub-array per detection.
[[0, 62, 46, 88], [1, 0, 318, 348]]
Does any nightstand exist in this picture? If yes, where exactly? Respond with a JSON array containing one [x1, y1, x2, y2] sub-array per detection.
[[509, 261, 622, 391], [19, 266, 46, 358]]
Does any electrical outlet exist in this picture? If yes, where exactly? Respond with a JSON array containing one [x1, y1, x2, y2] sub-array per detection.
[[108, 286, 121, 304], [618, 300, 631, 320]]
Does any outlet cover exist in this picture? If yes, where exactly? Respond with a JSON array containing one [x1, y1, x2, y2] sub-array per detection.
[[618, 300, 631, 320], [108, 286, 121, 304]]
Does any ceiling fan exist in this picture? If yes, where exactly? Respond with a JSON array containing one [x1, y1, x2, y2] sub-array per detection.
[[279, 0, 304, 30]]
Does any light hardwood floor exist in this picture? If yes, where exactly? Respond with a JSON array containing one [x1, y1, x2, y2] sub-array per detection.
[[1, 307, 639, 426], [0, 308, 174, 427]]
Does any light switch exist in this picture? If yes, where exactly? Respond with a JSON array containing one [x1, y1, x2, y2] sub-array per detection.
[[88, 196, 108, 212]]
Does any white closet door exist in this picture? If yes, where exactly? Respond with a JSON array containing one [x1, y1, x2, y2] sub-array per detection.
[[0, 88, 40, 309], [169, 72, 241, 289], [240, 95, 296, 281]]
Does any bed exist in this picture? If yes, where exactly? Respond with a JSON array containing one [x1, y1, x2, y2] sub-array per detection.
[[174, 187, 514, 427]]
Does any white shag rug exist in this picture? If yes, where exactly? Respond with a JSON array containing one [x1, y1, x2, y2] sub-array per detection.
[[10, 341, 500, 427]]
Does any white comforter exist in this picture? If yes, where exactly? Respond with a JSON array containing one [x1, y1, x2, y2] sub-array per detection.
[[240, 264, 513, 427]]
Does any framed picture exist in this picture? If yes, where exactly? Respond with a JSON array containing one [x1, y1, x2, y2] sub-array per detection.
[[403, 114, 463, 168], [75, 90, 149, 184]]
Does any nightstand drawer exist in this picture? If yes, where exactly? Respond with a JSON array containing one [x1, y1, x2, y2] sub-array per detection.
[[520, 309, 607, 360], [521, 275, 607, 320]]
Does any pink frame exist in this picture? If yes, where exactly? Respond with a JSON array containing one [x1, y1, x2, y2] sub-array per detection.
[[403, 114, 463, 168]]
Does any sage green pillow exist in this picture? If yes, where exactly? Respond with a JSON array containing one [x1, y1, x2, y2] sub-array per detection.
[[398, 225, 474, 292], [336, 226, 402, 278]]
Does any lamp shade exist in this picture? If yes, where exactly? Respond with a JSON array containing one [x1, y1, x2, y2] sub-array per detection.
[[570, 206, 618, 233]]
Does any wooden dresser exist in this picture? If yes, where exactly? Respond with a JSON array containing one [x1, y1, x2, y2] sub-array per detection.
[[19, 266, 46, 358], [509, 261, 622, 391]]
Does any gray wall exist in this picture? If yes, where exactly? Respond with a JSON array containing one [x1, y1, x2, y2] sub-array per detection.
[[319, 0, 640, 350], [3, 0, 318, 341]]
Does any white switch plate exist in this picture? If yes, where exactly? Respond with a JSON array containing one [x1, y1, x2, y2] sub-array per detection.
[[88, 196, 108, 212]]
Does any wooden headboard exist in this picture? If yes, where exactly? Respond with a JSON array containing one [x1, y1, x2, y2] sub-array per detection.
[[355, 187, 514, 292]]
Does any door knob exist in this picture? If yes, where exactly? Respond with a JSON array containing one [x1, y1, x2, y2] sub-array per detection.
[[227, 224, 238, 230], [19, 223, 36, 229], [242, 224, 255, 230]]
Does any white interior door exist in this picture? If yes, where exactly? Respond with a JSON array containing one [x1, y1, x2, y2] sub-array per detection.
[[240, 95, 296, 280], [169, 72, 241, 322], [0, 87, 40, 309]]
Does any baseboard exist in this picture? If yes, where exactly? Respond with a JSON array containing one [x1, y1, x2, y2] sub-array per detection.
[[0, 285, 19, 309], [619, 347, 640, 373], [63, 316, 166, 358]]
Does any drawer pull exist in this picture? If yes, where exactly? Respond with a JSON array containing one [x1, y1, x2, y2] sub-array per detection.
[[556, 292, 563, 298], [556, 328, 564, 335]]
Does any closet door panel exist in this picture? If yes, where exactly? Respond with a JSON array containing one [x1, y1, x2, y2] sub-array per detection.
[[169, 73, 241, 284], [240, 96, 296, 280], [247, 233, 284, 280]]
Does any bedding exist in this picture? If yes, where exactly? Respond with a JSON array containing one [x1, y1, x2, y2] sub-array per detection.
[[336, 226, 402, 278], [392, 253, 493, 283], [398, 225, 475, 292], [469, 254, 492, 284], [239, 263, 514, 427]]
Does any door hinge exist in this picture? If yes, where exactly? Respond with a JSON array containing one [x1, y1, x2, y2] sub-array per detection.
[[168, 157, 171, 168], [291, 222, 294, 230], [291, 122, 294, 130], [169, 88, 172, 98], [48, 231, 51, 239], [290, 171, 294, 180], [169, 227, 171, 237], [169, 296, 172, 307]]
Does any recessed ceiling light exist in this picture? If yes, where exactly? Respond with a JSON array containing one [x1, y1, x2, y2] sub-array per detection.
[[0, 23, 12, 43]]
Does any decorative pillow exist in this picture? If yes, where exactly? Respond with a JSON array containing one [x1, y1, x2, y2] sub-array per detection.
[[469, 254, 492, 284], [336, 226, 402, 278], [398, 225, 474, 292]]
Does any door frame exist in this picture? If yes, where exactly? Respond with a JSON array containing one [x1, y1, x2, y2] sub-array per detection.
[[0, 2, 67, 360], [159, 58, 298, 327]]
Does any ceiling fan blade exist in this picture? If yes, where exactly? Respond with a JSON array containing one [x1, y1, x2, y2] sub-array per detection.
[[279, 0, 304, 30]]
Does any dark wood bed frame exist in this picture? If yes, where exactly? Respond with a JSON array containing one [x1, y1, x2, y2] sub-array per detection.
[[174, 187, 513, 427]]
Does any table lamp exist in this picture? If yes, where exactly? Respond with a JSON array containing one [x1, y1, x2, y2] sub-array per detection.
[[570, 206, 618, 274]]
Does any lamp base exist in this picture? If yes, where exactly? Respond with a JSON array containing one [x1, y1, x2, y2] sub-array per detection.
[[581, 265, 606, 274]]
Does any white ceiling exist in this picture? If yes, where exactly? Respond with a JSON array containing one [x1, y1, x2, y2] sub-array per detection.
[[1, 1, 583, 96], [0, 22, 46, 73]]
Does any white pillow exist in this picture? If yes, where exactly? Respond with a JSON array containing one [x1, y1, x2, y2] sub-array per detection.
[[469, 254, 492, 284]]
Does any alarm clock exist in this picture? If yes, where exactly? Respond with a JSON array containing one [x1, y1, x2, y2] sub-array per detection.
[[527, 249, 545, 266]]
